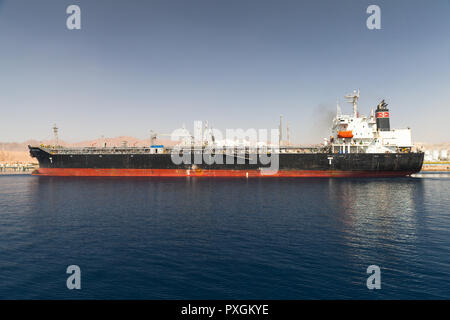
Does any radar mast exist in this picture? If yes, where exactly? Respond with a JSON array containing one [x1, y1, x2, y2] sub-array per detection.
[[344, 89, 360, 118]]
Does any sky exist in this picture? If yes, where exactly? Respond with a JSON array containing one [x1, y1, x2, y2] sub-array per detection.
[[0, 0, 449, 144]]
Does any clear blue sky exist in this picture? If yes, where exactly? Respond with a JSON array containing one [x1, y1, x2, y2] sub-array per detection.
[[0, 0, 449, 143]]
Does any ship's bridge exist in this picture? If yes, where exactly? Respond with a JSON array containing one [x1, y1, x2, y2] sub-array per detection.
[[332, 114, 377, 141]]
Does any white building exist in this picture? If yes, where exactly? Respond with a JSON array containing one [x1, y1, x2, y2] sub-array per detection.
[[432, 150, 440, 161]]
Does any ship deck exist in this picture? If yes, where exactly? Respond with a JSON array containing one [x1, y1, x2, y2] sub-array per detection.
[[32, 145, 327, 155]]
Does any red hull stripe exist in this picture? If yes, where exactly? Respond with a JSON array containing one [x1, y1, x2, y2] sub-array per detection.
[[33, 168, 413, 177]]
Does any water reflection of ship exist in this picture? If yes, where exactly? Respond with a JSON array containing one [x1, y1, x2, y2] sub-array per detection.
[[326, 178, 425, 266]]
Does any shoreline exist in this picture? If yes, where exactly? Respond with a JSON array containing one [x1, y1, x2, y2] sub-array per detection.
[[421, 163, 450, 172]]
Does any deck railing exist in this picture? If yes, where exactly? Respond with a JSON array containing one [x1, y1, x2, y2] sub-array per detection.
[[37, 145, 327, 155]]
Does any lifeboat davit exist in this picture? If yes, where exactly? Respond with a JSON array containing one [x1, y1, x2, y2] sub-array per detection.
[[338, 130, 353, 138]]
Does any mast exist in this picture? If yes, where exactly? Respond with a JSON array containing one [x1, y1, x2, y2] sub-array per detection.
[[344, 89, 360, 118], [150, 130, 157, 146], [279, 114, 283, 146], [287, 121, 290, 146], [52, 124, 59, 147], [204, 121, 209, 146]]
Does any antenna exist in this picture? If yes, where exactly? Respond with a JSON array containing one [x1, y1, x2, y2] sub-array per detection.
[[287, 121, 290, 145], [279, 115, 283, 146], [204, 121, 209, 146], [336, 99, 342, 116], [210, 123, 216, 144], [344, 89, 360, 118], [52, 124, 59, 147]]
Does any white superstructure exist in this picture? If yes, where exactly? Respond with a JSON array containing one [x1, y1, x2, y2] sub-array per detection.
[[327, 90, 413, 154]]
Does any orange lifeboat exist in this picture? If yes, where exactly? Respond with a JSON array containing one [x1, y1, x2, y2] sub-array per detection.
[[337, 130, 353, 138]]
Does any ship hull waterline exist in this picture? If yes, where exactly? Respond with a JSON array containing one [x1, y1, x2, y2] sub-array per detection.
[[32, 168, 417, 178]]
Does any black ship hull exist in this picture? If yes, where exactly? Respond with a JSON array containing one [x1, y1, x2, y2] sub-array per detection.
[[29, 146, 424, 177]]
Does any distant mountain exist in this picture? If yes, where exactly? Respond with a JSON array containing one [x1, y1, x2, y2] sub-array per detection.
[[416, 142, 450, 151]]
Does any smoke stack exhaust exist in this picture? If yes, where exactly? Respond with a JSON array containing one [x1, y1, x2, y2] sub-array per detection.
[[375, 100, 390, 131]]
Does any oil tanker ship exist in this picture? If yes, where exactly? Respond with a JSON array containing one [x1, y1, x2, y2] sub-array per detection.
[[29, 91, 424, 177]]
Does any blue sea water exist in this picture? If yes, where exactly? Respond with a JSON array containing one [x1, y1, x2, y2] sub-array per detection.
[[0, 174, 449, 299]]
